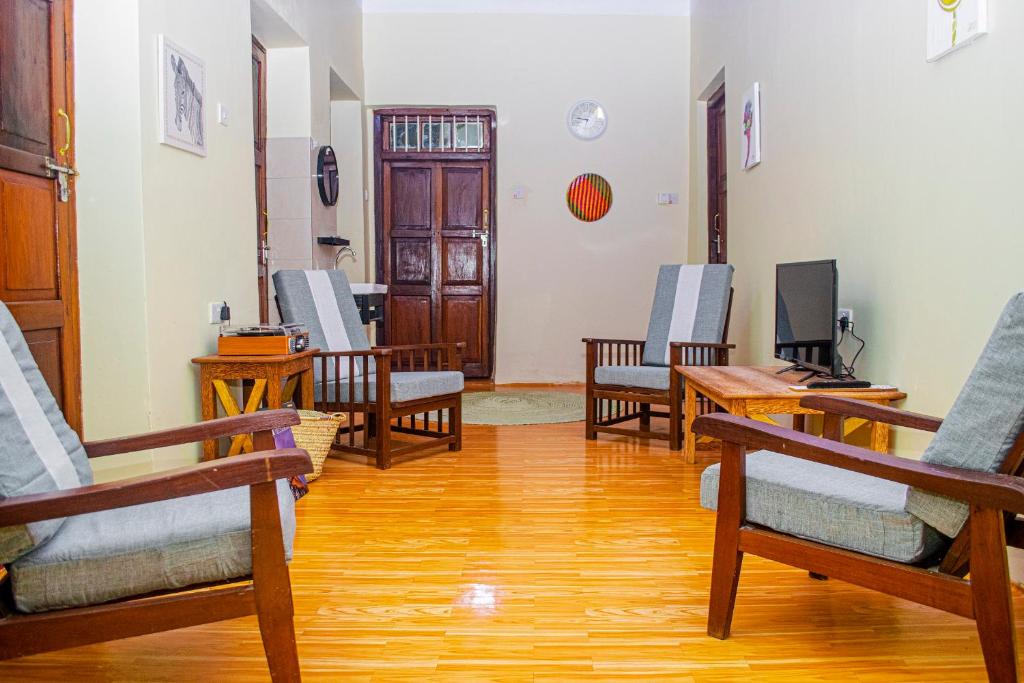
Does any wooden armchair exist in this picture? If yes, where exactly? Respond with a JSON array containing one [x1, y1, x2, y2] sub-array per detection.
[[584, 264, 735, 450], [693, 293, 1024, 682], [274, 269, 464, 470], [0, 409, 311, 681], [314, 342, 465, 470]]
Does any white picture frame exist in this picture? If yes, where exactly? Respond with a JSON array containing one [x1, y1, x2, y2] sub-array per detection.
[[741, 82, 761, 171], [158, 35, 207, 156], [927, 0, 988, 62]]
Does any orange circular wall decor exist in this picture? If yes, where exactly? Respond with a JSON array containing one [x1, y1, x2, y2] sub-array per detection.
[[566, 173, 613, 222]]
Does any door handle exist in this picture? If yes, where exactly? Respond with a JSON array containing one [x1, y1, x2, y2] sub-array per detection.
[[57, 108, 72, 158], [483, 208, 489, 230]]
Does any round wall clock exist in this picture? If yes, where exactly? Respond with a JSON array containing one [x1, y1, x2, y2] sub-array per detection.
[[316, 145, 339, 206], [567, 99, 607, 140], [567, 173, 613, 222]]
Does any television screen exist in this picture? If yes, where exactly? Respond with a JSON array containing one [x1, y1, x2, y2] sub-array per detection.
[[775, 260, 839, 376]]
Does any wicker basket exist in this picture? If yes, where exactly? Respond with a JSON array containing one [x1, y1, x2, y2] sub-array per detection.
[[291, 410, 345, 482]]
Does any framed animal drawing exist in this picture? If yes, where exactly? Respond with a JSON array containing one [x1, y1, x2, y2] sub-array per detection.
[[158, 36, 207, 156]]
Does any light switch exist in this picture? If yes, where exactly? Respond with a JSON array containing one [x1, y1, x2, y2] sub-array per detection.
[[217, 103, 229, 126], [657, 192, 679, 205], [512, 186, 526, 200]]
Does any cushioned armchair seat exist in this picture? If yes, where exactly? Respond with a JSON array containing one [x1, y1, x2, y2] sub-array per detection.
[[593, 365, 670, 390], [700, 450, 945, 563], [9, 480, 296, 614], [318, 371, 464, 404]]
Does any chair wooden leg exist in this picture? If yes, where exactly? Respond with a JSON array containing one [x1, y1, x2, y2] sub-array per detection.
[[585, 387, 597, 440], [376, 408, 392, 469], [708, 441, 746, 639], [639, 402, 651, 430], [250, 479, 301, 682], [970, 506, 1019, 683], [449, 395, 462, 451], [669, 382, 683, 451]]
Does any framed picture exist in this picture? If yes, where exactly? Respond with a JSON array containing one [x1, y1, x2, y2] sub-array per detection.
[[741, 82, 761, 171], [927, 0, 988, 62], [158, 35, 207, 156]]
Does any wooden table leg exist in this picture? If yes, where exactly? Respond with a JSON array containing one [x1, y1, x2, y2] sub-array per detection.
[[793, 414, 806, 433], [266, 371, 283, 409], [200, 368, 218, 461], [300, 364, 314, 410], [870, 419, 891, 453], [684, 382, 698, 464]]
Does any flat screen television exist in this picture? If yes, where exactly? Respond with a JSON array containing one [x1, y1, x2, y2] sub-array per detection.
[[774, 259, 842, 378]]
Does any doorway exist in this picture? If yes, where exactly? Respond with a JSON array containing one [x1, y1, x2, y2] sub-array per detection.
[[373, 108, 496, 379], [0, 0, 82, 431], [706, 84, 727, 264], [251, 37, 269, 323]]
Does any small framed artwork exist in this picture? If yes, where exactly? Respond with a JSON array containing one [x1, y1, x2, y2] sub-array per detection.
[[158, 35, 207, 156], [927, 0, 987, 62], [741, 82, 761, 170]]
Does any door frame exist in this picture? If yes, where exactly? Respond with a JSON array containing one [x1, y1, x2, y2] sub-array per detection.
[[251, 36, 269, 323], [372, 107, 497, 379], [706, 84, 727, 264]]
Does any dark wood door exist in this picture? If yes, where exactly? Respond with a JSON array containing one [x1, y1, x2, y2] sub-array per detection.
[[251, 37, 269, 323], [707, 85, 727, 264], [382, 160, 492, 377], [0, 0, 82, 431]]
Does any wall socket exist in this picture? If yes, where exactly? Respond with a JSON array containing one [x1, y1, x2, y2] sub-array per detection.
[[209, 302, 228, 324], [837, 307, 854, 329]]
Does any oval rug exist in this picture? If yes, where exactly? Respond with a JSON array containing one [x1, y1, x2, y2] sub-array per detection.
[[463, 391, 585, 425]]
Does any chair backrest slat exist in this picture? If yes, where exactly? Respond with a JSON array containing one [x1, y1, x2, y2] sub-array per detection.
[[642, 264, 734, 367]]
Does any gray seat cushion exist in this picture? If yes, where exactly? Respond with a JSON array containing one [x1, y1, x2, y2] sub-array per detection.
[[643, 264, 733, 367], [10, 479, 296, 613], [906, 293, 1024, 538], [318, 371, 464, 403], [593, 365, 670, 391], [701, 450, 945, 564], [0, 303, 93, 564]]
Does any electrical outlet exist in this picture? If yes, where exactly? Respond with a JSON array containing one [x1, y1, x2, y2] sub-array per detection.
[[837, 307, 854, 329], [209, 302, 226, 324]]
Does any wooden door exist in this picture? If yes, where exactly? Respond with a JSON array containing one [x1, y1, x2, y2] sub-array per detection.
[[251, 37, 269, 323], [707, 85, 727, 264], [0, 0, 82, 431], [375, 109, 495, 379]]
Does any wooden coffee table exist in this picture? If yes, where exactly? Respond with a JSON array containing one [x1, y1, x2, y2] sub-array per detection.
[[674, 365, 907, 463]]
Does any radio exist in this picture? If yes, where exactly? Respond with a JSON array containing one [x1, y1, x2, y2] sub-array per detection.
[[217, 324, 310, 356]]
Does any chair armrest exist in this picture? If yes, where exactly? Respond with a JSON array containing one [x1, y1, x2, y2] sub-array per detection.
[[798, 395, 942, 433], [84, 409, 301, 458], [314, 349, 390, 357], [0, 449, 312, 527], [669, 342, 736, 350], [375, 342, 465, 352], [692, 413, 1024, 514], [373, 342, 464, 372], [582, 338, 645, 345]]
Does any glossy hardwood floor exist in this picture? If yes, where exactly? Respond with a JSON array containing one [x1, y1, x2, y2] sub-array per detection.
[[2, 384, 1020, 681]]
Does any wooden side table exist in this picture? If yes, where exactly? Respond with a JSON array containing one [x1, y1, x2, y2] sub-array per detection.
[[192, 349, 317, 460], [675, 365, 907, 464]]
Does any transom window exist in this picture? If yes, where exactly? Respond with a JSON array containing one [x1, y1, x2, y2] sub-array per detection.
[[383, 113, 489, 152]]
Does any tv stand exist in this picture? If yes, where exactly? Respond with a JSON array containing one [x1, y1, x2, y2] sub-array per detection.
[[774, 364, 833, 383]]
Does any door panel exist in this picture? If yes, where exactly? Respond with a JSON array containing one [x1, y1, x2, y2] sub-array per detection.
[[707, 85, 727, 264], [252, 38, 268, 322], [442, 237, 482, 286], [390, 295, 432, 346], [0, 0, 81, 431], [0, 0, 52, 161], [377, 110, 495, 378], [391, 167, 433, 230]]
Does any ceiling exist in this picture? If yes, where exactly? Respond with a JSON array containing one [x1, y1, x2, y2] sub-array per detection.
[[361, 0, 690, 16]]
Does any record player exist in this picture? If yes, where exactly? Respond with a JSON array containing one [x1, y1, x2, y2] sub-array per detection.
[[217, 324, 310, 356]]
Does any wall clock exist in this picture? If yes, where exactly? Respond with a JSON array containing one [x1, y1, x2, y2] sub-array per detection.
[[567, 100, 607, 140], [316, 145, 339, 206]]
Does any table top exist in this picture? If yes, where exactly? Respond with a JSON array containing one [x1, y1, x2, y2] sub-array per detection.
[[192, 348, 320, 365], [674, 365, 906, 401]]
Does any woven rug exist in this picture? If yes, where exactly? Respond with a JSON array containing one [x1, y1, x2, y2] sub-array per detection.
[[462, 391, 585, 425]]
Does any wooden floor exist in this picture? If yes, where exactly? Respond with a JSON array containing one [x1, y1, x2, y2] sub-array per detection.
[[2, 384, 1020, 681]]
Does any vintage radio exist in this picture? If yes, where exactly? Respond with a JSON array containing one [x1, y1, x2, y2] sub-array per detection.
[[217, 324, 310, 356]]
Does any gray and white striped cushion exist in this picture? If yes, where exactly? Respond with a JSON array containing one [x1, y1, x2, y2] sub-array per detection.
[[0, 303, 92, 563], [273, 269, 374, 381], [642, 264, 734, 367]]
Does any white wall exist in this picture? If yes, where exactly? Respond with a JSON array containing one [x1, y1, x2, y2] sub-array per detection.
[[688, 0, 1024, 457], [331, 100, 368, 282], [75, 0, 364, 477], [363, 12, 691, 382]]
